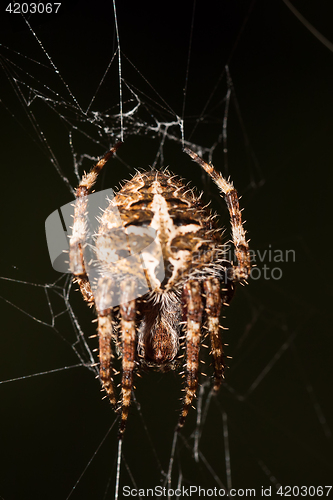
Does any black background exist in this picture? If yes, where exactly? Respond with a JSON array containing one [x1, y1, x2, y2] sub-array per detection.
[[0, 1, 333, 498]]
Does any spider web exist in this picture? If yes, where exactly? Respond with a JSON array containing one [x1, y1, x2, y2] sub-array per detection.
[[1, 1, 333, 499]]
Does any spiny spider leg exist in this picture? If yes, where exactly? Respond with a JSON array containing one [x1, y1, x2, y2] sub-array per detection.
[[69, 142, 122, 304], [178, 280, 203, 429], [203, 278, 224, 392], [119, 279, 137, 438], [69, 143, 122, 411], [95, 277, 117, 409], [183, 148, 251, 282]]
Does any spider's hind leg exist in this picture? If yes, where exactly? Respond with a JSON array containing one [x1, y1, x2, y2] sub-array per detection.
[[119, 279, 137, 438], [178, 280, 203, 429], [95, 277, 118, 409], [203, 278, 224, 392]]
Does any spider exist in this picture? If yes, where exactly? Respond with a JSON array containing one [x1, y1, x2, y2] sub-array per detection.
[[69, 142, 251, 438]]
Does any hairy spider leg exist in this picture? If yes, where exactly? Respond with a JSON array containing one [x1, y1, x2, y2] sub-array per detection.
[[95, 277, 117, 408], [178, 280, 204, 429], [203, 278, 224, 392], [119, 279, 137, 438], [69, 143, 122, 407], [183, 148, 251, 282], [69, 142, 123, 303]]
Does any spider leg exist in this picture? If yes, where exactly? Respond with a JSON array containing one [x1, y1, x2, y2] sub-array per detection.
[[95, 277, 117, 408], [69, 142, 122, 303], [203, 278, 224, 392], [184, 148, 251, 282], [69, 189, 94, 304], [119, 279, 137, 438], [74, 276, 94, 305], [178, 280, 203, 429], [75, 141, 122, 195]]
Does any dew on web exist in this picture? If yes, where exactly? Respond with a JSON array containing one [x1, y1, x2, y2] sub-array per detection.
[[0, 1, 332, 499]]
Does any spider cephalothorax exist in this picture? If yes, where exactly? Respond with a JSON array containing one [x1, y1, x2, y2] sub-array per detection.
[[69, 142, 251, 437]]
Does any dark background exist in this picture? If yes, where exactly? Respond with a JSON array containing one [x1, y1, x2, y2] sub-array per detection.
[[0, 1, 333, 498]]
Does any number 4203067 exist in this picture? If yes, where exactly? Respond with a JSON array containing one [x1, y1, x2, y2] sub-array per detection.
[[5, 3, 61, 14], [276, 486, 332, 497]]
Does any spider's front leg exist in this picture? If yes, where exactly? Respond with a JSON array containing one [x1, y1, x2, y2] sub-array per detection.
[[184, 148, 251, 282], [119, 279, 137, 438], [69, 142, 122, 304], [178, 280, 203, 429]]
